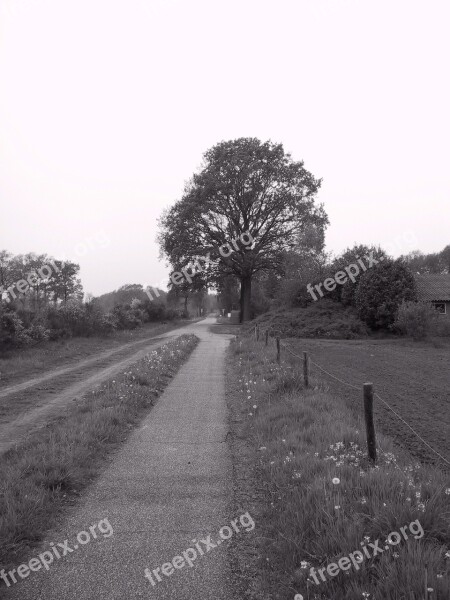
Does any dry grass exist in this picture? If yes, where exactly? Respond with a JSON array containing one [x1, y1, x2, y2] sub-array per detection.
[[0, 334, 198, 573], [241, 300, 369, 340], [227, 336, 450, 600]]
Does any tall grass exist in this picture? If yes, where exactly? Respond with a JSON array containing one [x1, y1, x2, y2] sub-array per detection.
[[228, 336, 450, 600], [0, 334, 198, 573]]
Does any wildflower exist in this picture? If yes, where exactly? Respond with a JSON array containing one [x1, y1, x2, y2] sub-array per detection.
[[393, 552, 399, 558], [437, 574, 443, 579], [360, 498, 367, 505], [300, 561, 309, 569], [334, 505, 341, 510], [362, 594, 370, 599], [259, 447, 267, 451], [445, 488, 450, 495], [253, 405, 257, 409], [332, 477, 340, 485], [417, 502, 425, 512]]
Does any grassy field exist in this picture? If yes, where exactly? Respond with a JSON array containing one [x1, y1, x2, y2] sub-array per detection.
[[0, 334, 198, 574], [227, 335, 450, 600]]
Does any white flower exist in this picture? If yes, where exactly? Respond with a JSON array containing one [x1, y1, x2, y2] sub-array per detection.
[[253, 405, 257, 409], [334, 505, 341, 510], [445, 488, 450, 495], [300, 561, 309, 569], [332, 477, 340, 485]]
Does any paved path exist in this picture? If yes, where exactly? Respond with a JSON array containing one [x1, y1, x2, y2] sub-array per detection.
[[2, 318, 235, 600]]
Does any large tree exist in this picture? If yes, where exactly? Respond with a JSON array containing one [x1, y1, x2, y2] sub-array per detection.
[[158, 138, 327, 321]]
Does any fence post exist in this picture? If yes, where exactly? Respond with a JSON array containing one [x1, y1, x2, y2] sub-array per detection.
[[303, 351, 309, 387], [265, 329, 269, 346], [276, 337, 280, 363], [363, 383, 377, 462]]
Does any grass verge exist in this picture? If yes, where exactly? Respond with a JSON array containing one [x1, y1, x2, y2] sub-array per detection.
[[0, 334, 198, 573], [227, 335, 450, 600]]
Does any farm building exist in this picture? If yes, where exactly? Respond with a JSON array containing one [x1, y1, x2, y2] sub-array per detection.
[[415, 274, 450, 316]]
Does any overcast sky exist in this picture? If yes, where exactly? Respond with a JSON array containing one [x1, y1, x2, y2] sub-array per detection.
[[1, 0, 448, 296]]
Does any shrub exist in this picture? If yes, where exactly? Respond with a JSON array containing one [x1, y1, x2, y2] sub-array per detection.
[[355, 259, 416, 330], [394, 300, 438, 340], [0, 312, 31, 347]]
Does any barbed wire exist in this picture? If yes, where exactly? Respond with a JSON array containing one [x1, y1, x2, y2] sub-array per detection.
[[240, 326, 450, 467]]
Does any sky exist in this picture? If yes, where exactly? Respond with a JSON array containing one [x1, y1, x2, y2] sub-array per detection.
[[0, 0, 449, 296]]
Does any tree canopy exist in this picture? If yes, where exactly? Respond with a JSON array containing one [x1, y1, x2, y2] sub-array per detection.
[[158, 137, 328, 320]]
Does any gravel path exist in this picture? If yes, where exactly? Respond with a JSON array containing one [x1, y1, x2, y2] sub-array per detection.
[[2, 318, 236, 599]]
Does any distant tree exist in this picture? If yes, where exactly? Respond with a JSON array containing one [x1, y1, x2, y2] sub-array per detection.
[[158, 138, 327, 321], [401, 245, 450, 274], [48, 260, 83, 304], [355, 259, 416, 330]]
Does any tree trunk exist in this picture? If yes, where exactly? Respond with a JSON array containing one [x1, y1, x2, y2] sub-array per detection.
[[240, 275, 252, 322]]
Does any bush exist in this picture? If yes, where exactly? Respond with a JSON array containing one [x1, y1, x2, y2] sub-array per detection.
[[355, 259, 416, 330], [394, 301, 438, 340], [25, 324, 50, 343], [0, 312, 31, 347]]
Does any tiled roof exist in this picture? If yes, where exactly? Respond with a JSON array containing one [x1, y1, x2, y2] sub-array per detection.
[[415, 274, 450, 302]]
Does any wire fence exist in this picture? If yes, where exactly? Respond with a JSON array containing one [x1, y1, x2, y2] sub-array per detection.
[[238, 324, 450, 468]]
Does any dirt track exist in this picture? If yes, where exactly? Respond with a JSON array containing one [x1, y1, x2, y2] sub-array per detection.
[[284, 337, 450, 469], [0, 322, 199, 455]]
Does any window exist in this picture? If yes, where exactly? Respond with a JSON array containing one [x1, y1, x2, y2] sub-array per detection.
[[432, 302, 447, 314]]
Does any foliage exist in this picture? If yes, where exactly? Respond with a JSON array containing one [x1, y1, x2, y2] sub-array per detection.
[[395, 300, 450, 340], [394, 300, 438, 340], [400, 244, 450, 274], [355, 259, 416, 330], [158, 137, 327, 320]]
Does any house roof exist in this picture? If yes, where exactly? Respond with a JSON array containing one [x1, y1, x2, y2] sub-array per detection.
[[415, 274, 450, 302]]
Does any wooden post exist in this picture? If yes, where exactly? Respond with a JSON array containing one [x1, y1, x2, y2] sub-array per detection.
[[265, 329, 269, 346], [303, 351, 309, 387], [363, 383, 377, 462], [276, 337, 280, 363]]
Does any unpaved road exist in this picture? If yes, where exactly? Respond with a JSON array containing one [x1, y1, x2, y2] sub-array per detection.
[[0, 321, 202, 456]]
